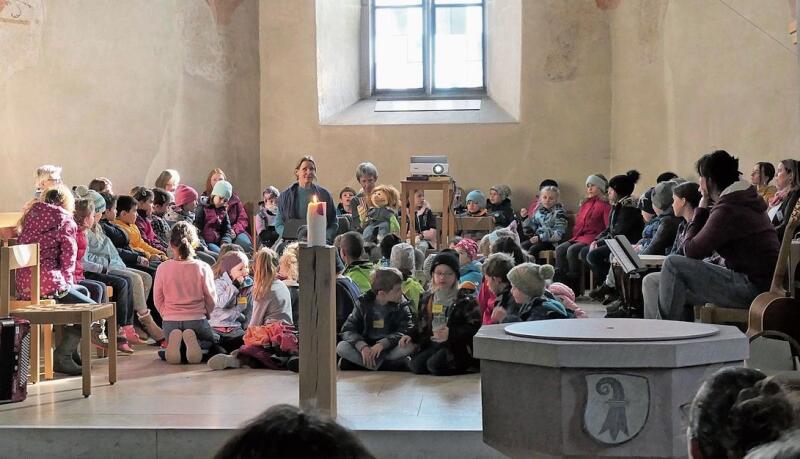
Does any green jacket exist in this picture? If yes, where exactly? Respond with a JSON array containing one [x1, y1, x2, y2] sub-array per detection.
[[402, 277, 424, 317], [344, 260, 375, 294]]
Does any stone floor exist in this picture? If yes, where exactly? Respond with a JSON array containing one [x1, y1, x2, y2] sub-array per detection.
[[0, 298, 607, 458]]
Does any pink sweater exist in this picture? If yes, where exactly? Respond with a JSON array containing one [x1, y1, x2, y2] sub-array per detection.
[[154, 259, 217, 321]]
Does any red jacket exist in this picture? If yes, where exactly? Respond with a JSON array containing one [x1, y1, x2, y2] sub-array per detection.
[[15, 202, 77, 299], [478, 279, 496, 325], [570, 196, 611, 245]]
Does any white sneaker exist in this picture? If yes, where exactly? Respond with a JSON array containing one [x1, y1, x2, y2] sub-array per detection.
[[208, 350, 241, 370], [182, 329, 203, 364], [165, 329, 183, 364]]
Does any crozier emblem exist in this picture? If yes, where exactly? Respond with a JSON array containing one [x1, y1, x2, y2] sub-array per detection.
[[584, 374, 649, 444]]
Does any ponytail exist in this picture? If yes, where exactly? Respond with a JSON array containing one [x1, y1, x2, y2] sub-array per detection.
[[170, 221, 198, 260]]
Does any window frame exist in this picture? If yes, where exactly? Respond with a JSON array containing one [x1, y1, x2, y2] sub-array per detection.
[[368, 0, 487, 98]]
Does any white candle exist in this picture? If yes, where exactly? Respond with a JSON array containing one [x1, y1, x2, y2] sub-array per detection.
[[307, 195, 326, 246]]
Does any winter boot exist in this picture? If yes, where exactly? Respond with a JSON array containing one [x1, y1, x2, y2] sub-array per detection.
[[54, 325, 82, 376], [137, 310, 164, 343]]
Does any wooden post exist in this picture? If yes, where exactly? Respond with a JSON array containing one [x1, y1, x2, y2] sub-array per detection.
[[298, 244, 337, 417]]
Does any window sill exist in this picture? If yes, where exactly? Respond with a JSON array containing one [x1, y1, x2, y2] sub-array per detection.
[[319, 97, 518, 126]]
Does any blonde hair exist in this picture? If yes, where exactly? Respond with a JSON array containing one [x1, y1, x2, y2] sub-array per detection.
[[155, 169, 180, 190], [35, 165, 61, 189], [252, 248, 280, 301], [279, 242, 300, 282], [205, 168, 226, 196], [74, 199, 95, 226], [88, 177, 112, 193], [41, 184, 75, 213]]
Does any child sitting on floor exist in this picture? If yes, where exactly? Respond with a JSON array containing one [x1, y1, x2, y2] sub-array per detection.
[[337, 267, 415, 371], [389, 243, 424, 316], [131, 187, 169, 254], [498, 263, 571, 323], [155, 222, 217, 364], [209, 250, 252, 353], [195, 179, 234, 253], [521, 185, 568, 259], [255, 186, 280, 249], [454, 238, 482, 288]]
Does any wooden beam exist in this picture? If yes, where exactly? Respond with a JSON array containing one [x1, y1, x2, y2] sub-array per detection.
[[298, 245, 337, 417]]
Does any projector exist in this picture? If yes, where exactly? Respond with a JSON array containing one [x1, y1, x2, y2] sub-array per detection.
[[410, 155, 449, 176]]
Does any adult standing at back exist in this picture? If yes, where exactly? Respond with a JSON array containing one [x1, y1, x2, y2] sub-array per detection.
[[351, 162, 379, 230], [202, 168, 253, 252], [276, 156, 338, 243]]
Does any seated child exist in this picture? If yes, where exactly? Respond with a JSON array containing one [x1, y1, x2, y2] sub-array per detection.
[[389, 243, 424, 316], [114, 195, 167, 263], [408, 252, 481, 376], [249, 247, 293, 327], [378, 233, 401, 267], [155, 222, 217, 364], [255, 186, 280, 249], [409, 190, 437, 247], [520, 179, 558, 220], [194, 179, 234, 253], [481, 253, 519, 324], [454, 238, 482, 288], [337, 186, 356, 216], [521, 185, 568, 259], [166, 184, 217, 264], [131, 187, 169, 253], [88, 177, 113, 194], [337, 267, 414, 371], [340, 231, 375, 294], [150, 188, 173, 250], [98, 193, 155, 271], [209, 251, 252, 353], [154, 169, 180, 193], [335, 251, 361, 335], [486, 184, 515, 228], [499, 263, 571, 323], [460, 190, 487, 217]]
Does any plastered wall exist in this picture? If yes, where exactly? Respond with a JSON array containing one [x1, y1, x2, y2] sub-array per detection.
[[0, 0, 260, 211]]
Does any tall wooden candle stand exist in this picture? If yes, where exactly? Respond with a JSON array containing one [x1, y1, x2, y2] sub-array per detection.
[[298, 244, 337, 417]]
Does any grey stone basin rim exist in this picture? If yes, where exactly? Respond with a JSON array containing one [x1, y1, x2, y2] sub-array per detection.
[[503, 318, 720, 342]]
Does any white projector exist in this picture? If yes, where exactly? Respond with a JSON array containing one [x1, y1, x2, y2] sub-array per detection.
[[410, 155, 449, 176]]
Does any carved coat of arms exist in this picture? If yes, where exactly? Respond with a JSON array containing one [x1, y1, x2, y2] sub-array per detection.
[[584, 374, 650, 444]]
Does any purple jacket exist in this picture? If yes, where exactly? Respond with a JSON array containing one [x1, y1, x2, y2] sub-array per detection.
[[16, 202, 78, 299], [226, 192, 250, 236], [683, 181, 779, 291], [196, 204, 231, 246]]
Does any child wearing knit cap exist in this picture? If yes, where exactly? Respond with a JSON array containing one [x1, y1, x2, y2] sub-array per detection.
[[585, 170, 645, 300], [165, 184, 218, 264], [337, 267, 415, 371], [486, 185, 515, 228], [390, 243, 424, 315], [454, 238, 482, 289], [554, 174, 611, 295], [461, 190, 487, 217], [547, 282, 586, 318], [209, 250, 252, 352], [194, 180, 235, 253], [256, 185, 280, 249], [407, 252, 481, 376], [500, 263, 570, 323]]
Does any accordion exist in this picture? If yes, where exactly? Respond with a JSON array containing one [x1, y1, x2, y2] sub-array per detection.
[[0, 318, 30, 404]]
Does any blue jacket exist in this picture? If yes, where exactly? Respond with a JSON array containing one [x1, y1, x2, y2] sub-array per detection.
[[277, 182, 338, 242], [524, 204, 568, 243], [459, 260, 483, 288]]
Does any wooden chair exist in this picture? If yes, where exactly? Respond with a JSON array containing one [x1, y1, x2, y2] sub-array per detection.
[[695, 303, 749, 331], [0, 211, 22, 246], [1, 244, 117, 396]]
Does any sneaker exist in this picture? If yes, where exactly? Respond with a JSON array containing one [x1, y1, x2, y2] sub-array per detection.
[[117, 337, 135, 355], [208, 350, 241, 371], [602, 290, 621, 306], [91, 322, 108, 349], [589, 284, 613, 301], [121, 325, 146, 345], [165, 329, 183, 364], [605, 300, 624, 314], [182, 329, 202, 364]]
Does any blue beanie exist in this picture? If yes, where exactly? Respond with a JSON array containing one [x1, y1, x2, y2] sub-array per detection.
[[466, 190, 486, 209], [211, 180, 233, 200]]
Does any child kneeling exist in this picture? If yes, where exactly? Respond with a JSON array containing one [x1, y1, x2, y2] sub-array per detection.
[[337, 267, 414, 371], [155, 222, 218, 364]]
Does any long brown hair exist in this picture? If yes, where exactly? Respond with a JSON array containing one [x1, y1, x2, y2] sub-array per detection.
[[170, 221, 198, 260], [205, 168, 226, 196], [252, 248, 280, 301]]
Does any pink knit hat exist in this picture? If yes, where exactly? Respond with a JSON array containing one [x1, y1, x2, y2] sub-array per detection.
[[174, 184, 198, 208], [547, 282, 587, 318], [454, 238, 479, 260]]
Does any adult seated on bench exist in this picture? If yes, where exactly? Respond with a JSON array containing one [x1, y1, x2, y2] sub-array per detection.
[[653, 150, 778, 322]]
